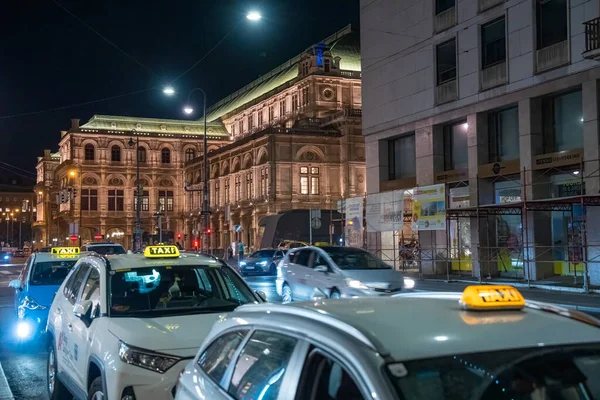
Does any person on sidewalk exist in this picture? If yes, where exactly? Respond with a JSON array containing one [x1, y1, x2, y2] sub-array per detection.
[[238, 242, 244, 262]]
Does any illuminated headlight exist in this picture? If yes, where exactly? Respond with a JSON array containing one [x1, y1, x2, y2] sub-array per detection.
[[3, 255, 9, 260], [16, 321, 32, 339], [119, 341, 181, 373], [20, 296, 47, 311], [346, 279, 369, 290], [239, 261, 246, 266], [404, 278, 415, 289], [257, 261, 267, 266]]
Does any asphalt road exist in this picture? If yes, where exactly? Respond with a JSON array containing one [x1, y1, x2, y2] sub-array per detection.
[[0, 261, 599, 399]]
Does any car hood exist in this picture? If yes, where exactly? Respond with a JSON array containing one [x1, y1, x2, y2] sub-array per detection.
[[26, 284, 60, 308], [108, 313, 218, 357], [342, 269, 405, 289], [242, 257, 270, 264]]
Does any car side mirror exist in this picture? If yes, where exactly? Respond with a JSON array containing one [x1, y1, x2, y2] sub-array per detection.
[[314, 265, 328, 273], [73, 300, 93, 326], [8, 280, 21, 290], [255, 290, 267, 302]]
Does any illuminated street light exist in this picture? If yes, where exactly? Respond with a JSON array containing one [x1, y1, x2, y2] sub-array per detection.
[[69, 170, 76, 177], [183, 106, 194, 115], [246, 11, 262, 21], [163, 86, 175, 96], [38, 191, 43, 195]]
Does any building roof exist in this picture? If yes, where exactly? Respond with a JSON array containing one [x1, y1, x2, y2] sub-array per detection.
[[236, 294, 600, 362], [79, 114, 230, 137], [204, 24, 361, 123]]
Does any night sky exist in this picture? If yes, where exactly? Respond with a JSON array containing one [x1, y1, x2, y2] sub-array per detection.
[[0, 0, 359, 174]]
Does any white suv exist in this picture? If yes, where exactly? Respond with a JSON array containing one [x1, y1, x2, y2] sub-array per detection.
[[46, 245, 264, 400]]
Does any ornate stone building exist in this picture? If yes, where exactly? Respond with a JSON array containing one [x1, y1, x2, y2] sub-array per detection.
[[184, 25, 365, 251], [33, 117, 228, 249]]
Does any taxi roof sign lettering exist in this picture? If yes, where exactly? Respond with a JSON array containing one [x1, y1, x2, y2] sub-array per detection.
[[144, 245, 180, 258], [51, 247, 80, 255], [459, 285, 525, 311]]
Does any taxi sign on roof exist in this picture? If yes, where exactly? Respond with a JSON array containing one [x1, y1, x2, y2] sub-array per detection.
[[144, 245, 180, 258], [51, 247, 80, 255], [459, 285, 525, 311]]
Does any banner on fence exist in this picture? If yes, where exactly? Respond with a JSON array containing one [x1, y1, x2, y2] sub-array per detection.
[[365, 190, 404, 232], [345, 197, 363, 247], [412, 184, 446, 231]]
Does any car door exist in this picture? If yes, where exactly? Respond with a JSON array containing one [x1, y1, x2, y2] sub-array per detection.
[[288, 249, 313, 300], [305, 250, 339, 298], [15, 255, 33, 314]]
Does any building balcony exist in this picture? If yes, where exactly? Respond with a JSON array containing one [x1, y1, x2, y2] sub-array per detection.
[[481, 61, 507, 91], [583, 18, 600, 60], [435, 79, 458, 105], [434, 7, 456, 33], [478, 0, 503, 11], [536, 40, 569, 73]]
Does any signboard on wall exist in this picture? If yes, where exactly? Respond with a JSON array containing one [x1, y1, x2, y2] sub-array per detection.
[[449, 187, 470, 209], [344, 197, 363, 247], [533, 149, 583, 170], [365, 190, 404, 232], [412, 184, 446, 231]]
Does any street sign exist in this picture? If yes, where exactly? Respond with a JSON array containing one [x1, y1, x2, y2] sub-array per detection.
[[192, 229, 199, 236], [234, 224, 242, 233], [94, 234, 103, 240], [70, 235, 78, 242], [311, 217, 322, 229]]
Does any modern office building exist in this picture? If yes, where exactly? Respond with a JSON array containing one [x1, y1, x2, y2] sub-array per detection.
[[361, 0, 600, 287]]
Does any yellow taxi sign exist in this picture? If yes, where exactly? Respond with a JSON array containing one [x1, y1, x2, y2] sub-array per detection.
[[459, 285, 525, 311], [51, 247, 80, 255], [144, 245, 180, 258]]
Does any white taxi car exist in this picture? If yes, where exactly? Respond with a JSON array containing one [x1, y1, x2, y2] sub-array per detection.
[[46, 245, 264, 400], [175, 285, 600, 399]]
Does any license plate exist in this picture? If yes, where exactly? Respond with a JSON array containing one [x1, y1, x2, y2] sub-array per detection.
[[245, 266, 255, 269]]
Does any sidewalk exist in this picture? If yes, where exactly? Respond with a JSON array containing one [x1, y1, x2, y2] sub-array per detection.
[[0, 362, 13, 399]]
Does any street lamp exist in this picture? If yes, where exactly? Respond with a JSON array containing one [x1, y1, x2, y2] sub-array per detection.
[[163, 86, 175, 96], [128, 135, 142, 252], [69, 167, 83, 247], [246, 11, 262, 21], [183, 106, 194, 115]]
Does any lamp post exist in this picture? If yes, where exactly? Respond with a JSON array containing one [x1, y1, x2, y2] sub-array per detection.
[[69, 167, 83, 247], [128, 135, 142, 252]]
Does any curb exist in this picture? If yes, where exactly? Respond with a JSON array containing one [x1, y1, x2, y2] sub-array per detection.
[[421, 279, 600, 294], [0, 363, 13, 400]]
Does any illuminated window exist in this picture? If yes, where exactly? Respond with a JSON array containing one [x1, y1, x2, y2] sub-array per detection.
[[134, 190, 149, 211], [158, 190, 174, 212], [300, 166, 319, 195]]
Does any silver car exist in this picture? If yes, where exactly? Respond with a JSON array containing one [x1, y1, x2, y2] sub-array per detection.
[[174, 287, 600, 400], [276, 246, 412, 303], [239, 249, 286, 276]]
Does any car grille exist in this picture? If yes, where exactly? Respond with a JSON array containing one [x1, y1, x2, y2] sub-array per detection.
[[370, 287, 402, 293]]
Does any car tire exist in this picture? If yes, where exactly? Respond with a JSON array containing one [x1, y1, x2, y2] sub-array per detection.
[[88, 376, 104, 400], [282, 283, 293, 304], [269, 263, 277, 276], [47, 341, 69, 400], [330, 289, 341, 299]]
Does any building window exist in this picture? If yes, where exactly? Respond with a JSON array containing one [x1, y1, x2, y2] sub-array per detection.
[[224, 179, 230, 203], [111, 145, 121, 162], [231, 124, 236, 136], [107, 190, 124, 211], [488, 107, 519, 162], [388, 134, 416, 180], [543, 90, 583, 152], [161, 148, 171, 164], [536, 0, 568, 50], [324, 58, 331, 72], [81, 189, 98, 211], [260, 167, 269, 197], [185, 148, 195, 161], [443, 121, 469, 171], [84, 144, 95, 161], [246, 172, 253, 199], [235, 175, 241, 202], [258, 109, 264, 126], [238, 120, 244, 135], [292, 94, 299, 111], [134, 190, 149, 211], [279, 99, 286, 117], [436, 0, 455, 14], [300, 166, 319, 195], [436, 39, 456, 85], [301, 87, 309, 106], [269, 105, 275, 122], [481, 17, 506, 69], [214, 181, 220, 205], [158, 190, 174, 212], [248, 114, 254, 131], [137, 147, 146, 163]]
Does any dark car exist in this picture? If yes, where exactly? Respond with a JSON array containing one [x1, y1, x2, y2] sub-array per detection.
[[239, 249, 286, 276]]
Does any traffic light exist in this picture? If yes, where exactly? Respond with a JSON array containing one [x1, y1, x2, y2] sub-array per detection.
[[193, 240, 199, 248], [177, 234, 181, 240], [205, 228, 211, 235]]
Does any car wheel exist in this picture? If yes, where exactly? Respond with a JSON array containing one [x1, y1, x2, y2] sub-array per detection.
[[282, 284, 293, 304], [330, 289, 341, 299], [48, 342, 69, 400], [88, 376, 104, 400], [269, 263, 277, 276]]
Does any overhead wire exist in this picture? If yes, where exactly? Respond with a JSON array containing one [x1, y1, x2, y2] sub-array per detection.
[[0, 165, 36, 181], [0, 162, 36, 177]]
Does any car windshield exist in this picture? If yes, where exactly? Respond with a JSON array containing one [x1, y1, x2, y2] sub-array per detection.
[[390, 345, 600, 400], [109, 264, 257, 317], [321, 247, 391, 270], [88, 245, 126, 255], [251, 250, 276, 258], [30, 260, 77, 285]]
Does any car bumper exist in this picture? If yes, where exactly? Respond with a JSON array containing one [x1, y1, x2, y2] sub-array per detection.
[[107, 359, 191, 400], [275, 278, 284, 296], [240, 264, 269, 274], [15, 310, 49, 340]]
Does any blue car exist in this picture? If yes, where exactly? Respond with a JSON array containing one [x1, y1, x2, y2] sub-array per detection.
[[9, 249, 81, 341]]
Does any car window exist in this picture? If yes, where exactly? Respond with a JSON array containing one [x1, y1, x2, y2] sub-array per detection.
[[20, 256, 33, 285], [81, 268, 101, 318], [198, 330, 249, 386], [294, 250, 311, 267], [30, 260, 77, 285], [252, 250, 276, 258], [63, 265, 90, 305], [297, 350, 365, 400], [275, 251, 284, 258], [321, 247, 391, 270], [228, 330, 297, 400], [87, 245, 126, 255]]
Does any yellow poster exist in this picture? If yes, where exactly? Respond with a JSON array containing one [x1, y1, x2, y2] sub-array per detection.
[[412, 184, 446, 231]]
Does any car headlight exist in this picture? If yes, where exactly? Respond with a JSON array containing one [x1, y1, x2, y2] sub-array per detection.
[[257, 261, 267, 266], [404, 278, 415, 289], [119, 341, 181, 373], [239, 261, 246, 266], [346, 279, 369, 290], [3, 255, 9, 260], [20, 296, 47, 311]]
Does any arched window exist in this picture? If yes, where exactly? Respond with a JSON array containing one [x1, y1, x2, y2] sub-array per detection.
[[84, 144, 95, 161], [137, 147, 146, 163], [111, 145, 121, 162], [185, 148, 195, 161], [161, 148, 171, 164]]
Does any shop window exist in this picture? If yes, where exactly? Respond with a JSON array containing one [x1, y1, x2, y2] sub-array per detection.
[[436, 39, 456, 85], [388, 133, 416, 180], [108, 190, 124, 211], [158, 190, 174, 212], [481, 17, 506, 69], [488, 106, 519, 162], [543, 91, 583, 153], [536, 0, 568, 50], [443, 121, 469, 171], [84, 144, 95, 161], [111, 145, 121, 162], [134, 190, 149, 211]]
